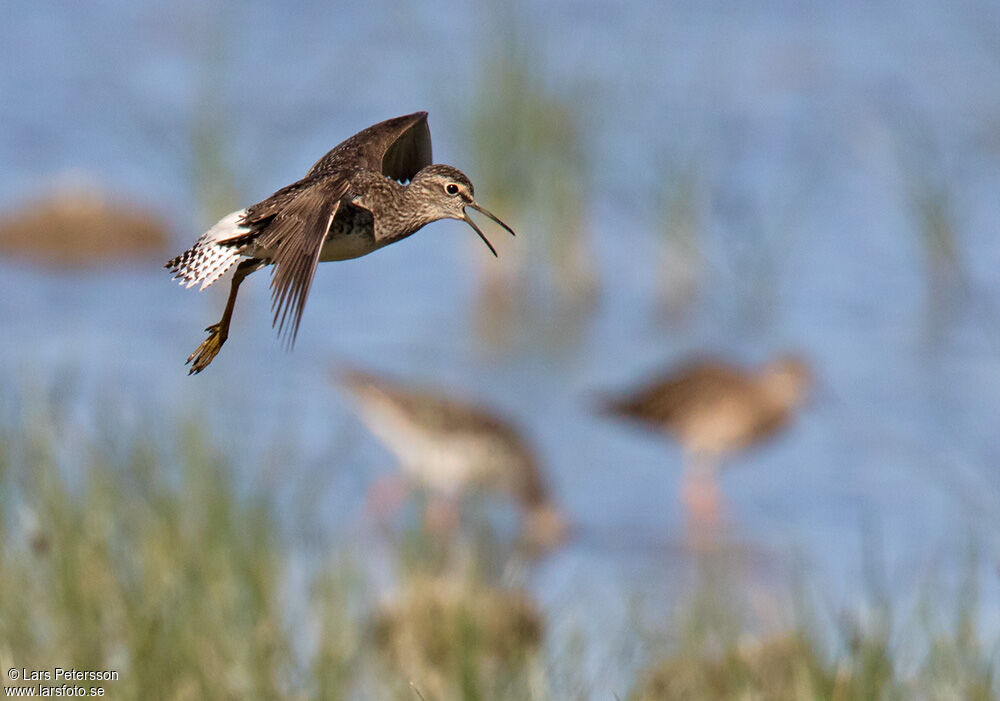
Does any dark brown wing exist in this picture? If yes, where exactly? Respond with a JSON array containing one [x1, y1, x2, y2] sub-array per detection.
[[240, 180, 310, 229], [249, 175, 350, 346], [381, 115, 432, 182], [306, 112, 432, 183]]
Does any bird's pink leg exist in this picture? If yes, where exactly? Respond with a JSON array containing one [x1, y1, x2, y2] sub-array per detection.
[[681, 454, 725, 547], [365, 473, 412, 526]]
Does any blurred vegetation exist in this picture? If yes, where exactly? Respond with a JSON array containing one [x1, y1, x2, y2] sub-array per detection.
[[896, 135, 969, 340], [630, 550, 997, 701], [188, 4, 242, 228], [0, 403, 301, 698], [653, 161, 705, 325], [0, 184, 170, 268], [372, 575, 544, 700], [465, 3, 598, 352], [0, 390, 996, 700]]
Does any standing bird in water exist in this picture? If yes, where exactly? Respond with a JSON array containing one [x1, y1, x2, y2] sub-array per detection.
[[167, 112, 516, 373], [600, 355, 812, 539], [335, 367, 570, 553]]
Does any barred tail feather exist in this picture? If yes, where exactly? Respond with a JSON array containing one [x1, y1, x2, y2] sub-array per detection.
[[166, 209, 251, 290]]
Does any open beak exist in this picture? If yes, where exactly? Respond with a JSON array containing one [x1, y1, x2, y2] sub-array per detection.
[[462, 202, 517, 258]]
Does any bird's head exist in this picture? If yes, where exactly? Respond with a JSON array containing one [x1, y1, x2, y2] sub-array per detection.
[[759, 355, 813, 409], [410, 164, 516, 256]]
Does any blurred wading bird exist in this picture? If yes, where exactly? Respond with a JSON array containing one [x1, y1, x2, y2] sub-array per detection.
[[600, 355, 812, 535], [335, 368, 570, 552], [167, 112, 516, 373]]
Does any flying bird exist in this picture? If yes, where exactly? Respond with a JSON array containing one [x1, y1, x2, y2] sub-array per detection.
[[167, 112, 516, 373]]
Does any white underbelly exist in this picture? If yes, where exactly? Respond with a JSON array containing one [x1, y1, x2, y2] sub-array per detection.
[[318, 232, 379, 261]]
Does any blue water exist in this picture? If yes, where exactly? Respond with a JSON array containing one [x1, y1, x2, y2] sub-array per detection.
[[2, 0, 1000, 671]]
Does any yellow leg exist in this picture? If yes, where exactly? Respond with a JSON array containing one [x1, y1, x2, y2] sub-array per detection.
[[186, 258, 261, 374]]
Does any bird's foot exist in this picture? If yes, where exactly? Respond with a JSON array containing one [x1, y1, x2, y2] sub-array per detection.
[[185, 323, 227, 375]]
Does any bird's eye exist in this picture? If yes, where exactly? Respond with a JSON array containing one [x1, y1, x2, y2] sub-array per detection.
[[445, 183, 460, 196]]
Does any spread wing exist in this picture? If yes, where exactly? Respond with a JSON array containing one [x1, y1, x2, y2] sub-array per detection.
[[306, 111, 432, 183], [380, 114, 432, 182], [248, 174, 351, 346]]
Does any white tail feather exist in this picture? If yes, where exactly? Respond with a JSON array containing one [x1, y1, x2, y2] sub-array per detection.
[[167, 209, 250, 290]]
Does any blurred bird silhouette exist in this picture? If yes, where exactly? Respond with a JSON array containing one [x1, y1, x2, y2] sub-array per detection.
[[600, 355, 813, 539], [335, 368, 569, 552]]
